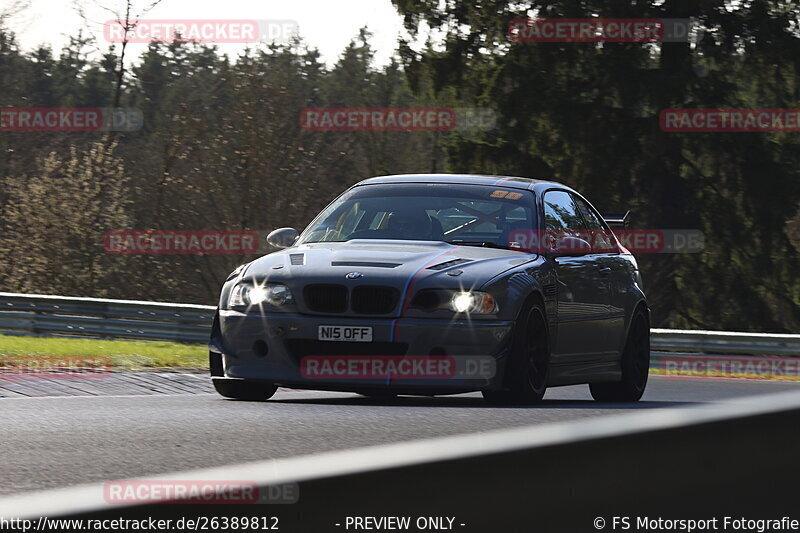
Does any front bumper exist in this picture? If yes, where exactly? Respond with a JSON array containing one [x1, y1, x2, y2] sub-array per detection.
[[209, 310, 514, 393]]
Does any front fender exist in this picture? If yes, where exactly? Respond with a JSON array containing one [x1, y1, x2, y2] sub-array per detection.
[[480, 258, 554, 325]]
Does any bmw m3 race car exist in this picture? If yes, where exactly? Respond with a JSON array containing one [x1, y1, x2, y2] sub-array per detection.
[[209, 174, 650, 404]]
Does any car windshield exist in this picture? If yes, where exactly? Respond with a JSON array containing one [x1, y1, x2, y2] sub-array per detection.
[[298, 183, 536, 248]]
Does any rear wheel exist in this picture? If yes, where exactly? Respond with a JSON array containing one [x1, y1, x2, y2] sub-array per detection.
[[213, 379, 277, 401], [590, 309, 650, 402], [483, 300, 550, 405]]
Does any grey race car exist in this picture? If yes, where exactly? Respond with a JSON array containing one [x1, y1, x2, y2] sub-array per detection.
[[209, 174, 650, 404]]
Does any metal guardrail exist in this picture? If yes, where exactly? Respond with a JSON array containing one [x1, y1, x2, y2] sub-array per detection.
[[0, 292, 215, 344], [651, 327, 800, 356], [1, 292, 799, 355]]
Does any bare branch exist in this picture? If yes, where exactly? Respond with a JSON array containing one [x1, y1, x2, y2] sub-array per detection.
[[0, 0, 31, 28]]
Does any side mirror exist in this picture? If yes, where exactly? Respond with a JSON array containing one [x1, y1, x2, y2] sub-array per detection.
[[266, 227, 299, 249], [551, 236, 592, 256]]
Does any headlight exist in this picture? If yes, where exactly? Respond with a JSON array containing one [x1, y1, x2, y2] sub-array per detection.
[[451, 292, 475, 313], [229, 283, 294, 308], [410, 289, 499, 314], [450, 291, 499, 314]]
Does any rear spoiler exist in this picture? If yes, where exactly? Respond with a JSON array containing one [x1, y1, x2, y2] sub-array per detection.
[[602, 211, 630, 229]]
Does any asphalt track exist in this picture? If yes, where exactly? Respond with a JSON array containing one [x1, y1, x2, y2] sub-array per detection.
[[1, 376, 799, 496]]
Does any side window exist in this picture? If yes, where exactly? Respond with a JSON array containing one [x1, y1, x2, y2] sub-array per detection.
[[543, 190, 590, 254], [573, 197, 603, 230], [573, 196, 617, 253], [543, 191, 586, 232]]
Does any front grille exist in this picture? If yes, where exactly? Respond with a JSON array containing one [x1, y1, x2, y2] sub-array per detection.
[[302, 284, 398, 315], [286, 340, 408, 359], [304, 284, 348, 313], [351, 286, 399, 314]]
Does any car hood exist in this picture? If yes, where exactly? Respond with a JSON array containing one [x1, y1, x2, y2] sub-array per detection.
[[243, 240, 537, 293]]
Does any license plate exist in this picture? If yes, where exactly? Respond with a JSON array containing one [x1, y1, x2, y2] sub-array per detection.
[[318, 325, 373, 342]]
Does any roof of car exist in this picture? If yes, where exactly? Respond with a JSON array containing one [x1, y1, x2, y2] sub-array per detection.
[[355, 174, 565, 191]]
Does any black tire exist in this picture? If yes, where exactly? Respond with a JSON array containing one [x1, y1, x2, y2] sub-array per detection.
[[213, 379, 277, 401], [483, 299, 550, 405], [590, 309, 650, 402]]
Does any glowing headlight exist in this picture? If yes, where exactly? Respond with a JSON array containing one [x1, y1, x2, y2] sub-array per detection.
[[247, 286, 269, 305], [452, 292, 475, 313], [449, 291, 498, 314], [229, 283, 294, 308]]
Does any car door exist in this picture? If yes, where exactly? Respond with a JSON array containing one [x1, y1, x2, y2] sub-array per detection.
[[572, 194, 626, 356], [542, 190, 611, 363]]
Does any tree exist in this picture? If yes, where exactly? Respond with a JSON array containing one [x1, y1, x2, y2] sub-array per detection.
[[390, 0, 800, 331], [0, 141, 134, 297]]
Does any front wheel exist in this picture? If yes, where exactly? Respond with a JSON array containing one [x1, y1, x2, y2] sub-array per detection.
[[483, 300, 550, 405], [590, 309, 650, 402], [213, 379, 277, 401]]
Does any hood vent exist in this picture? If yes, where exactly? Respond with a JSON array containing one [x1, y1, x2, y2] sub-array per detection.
[[427, 258, 472, 271], [289, 253, 305, 266], [332, 261, 401, 268]]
